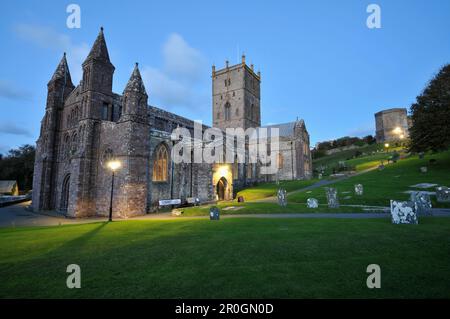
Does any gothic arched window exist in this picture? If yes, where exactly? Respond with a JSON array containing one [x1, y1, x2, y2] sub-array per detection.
[[153, 144, 169, 182], [277, 153, 284, 169], [224, 102, 231, 121]]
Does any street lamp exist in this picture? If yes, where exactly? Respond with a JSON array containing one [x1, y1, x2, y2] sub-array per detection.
[[107, 160, 121, 222]]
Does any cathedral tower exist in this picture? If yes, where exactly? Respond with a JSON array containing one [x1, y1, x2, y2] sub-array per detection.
[[32, 53, 74, 211], [212, 55, 261, 131]]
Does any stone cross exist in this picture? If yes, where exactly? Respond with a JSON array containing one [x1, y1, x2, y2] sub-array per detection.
[[277, 188, 287, 207], [325, 187, 339, 208]]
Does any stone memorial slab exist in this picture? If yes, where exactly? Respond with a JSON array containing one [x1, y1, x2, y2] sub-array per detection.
[[410, 183, 437, 189], [436, 186, 450, 203], [237, 196, 245, 203], [209, 206, 220, 220], [325, 187, 339, 208], [410, 191, 432, 215], [277, 188, 287, 207], [306, 198, 319, 208], [318, 173, 323, 180], [390, 200, 418, 224], [420, 166, 428, 173], [354, 184, 364, 196]]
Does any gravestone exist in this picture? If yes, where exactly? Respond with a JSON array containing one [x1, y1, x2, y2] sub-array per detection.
[[209, 206, 220, 220], [390, 200, 418, 224], [277, 188, 287, 207], [378, 164, 385, 171], [354, 184, 364, 196], [306, 198, 319, 208], [436, 186, 450, 203], [318, 173, 323, 180], [237, 196, 244, 203], [410, 191, 432, 215], [418, 152, 424, 159], [325, 187, 339, 208], [420, 166, 428, 173]]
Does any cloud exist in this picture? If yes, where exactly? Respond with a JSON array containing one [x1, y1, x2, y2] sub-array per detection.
[[141, 33, 208, 111], [0, 122, 33, 137], [162, 33, 206, 81], [0, 80, 32, 101], [14, 23, 89, 82]]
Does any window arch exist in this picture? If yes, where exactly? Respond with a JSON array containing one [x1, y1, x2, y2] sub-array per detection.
[[277, 153, 284, 169], [153, 144, 169, 182], [224, 102, 231, 121]]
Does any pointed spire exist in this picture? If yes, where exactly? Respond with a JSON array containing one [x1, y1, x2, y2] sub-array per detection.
[[49, 52, 73, 86], [84, 27, 111, 64], [124, 63, 147, 94]]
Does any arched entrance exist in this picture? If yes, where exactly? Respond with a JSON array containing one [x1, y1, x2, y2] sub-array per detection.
[[60, 174, 70, 211], [216, 177, 228, 201]]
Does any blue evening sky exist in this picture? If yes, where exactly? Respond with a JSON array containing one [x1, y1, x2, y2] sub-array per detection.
[[1, 0, 450, 154]]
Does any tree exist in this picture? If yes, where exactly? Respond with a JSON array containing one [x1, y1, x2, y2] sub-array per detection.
[[409, 64, 450, 152], [0, 144, 35, 191]]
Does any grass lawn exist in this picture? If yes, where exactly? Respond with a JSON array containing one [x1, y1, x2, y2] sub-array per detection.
[[236, 178, 318, 201], [180, 201, 367, 217], [290, 151, 450, 208], [1, 218, 450, 298], [313, 144, 405, 174]]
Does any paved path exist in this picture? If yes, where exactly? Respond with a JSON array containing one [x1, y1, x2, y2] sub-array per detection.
[[1, 201, 449, 228]]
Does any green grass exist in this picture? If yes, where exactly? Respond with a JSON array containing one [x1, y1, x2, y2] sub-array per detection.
[[180, 201, 367, 217], [1, 218, 450, 298], [290, 151, 450, 208], [236, 178, 317, 201], [313, 144, 404, 174]]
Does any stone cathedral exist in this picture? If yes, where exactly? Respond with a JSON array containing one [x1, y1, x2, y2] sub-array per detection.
[[32, 28, 312, 218]]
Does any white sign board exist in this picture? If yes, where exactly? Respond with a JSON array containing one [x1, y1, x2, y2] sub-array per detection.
[[159, 199, 181, 206]]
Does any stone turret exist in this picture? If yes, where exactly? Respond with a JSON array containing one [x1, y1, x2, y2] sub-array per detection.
[[81, 27, 115, 95], [121, 63, 148, 122], [32, 53, 75, 211]]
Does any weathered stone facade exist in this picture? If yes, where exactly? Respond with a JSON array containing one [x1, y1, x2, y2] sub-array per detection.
[[375, 108, 410, 142], [32, 29, 312, 218]]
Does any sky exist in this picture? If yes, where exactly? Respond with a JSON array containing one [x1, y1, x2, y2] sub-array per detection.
[[1, 0, 450, 154]]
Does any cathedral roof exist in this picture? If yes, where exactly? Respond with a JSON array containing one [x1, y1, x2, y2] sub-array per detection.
[[124, 63, 147, 94], [49, 53, 73, 86], [83, 27, 111, 64], [260, 120, 305, 137]]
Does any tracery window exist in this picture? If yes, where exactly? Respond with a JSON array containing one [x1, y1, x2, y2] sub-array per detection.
[[153, 144, 169, 182]]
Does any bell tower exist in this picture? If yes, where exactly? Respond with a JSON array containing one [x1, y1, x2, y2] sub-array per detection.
[[212, 55, 261, 131]]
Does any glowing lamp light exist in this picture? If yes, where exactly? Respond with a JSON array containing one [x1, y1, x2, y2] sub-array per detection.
[[393, 127, 402, 135], [384, 143, 390, 148], [107, 160, 121, 171], [218, 166, 228, 177]]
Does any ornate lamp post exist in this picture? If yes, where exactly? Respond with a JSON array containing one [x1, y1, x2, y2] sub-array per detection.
[[107, 160, 121, 222]]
